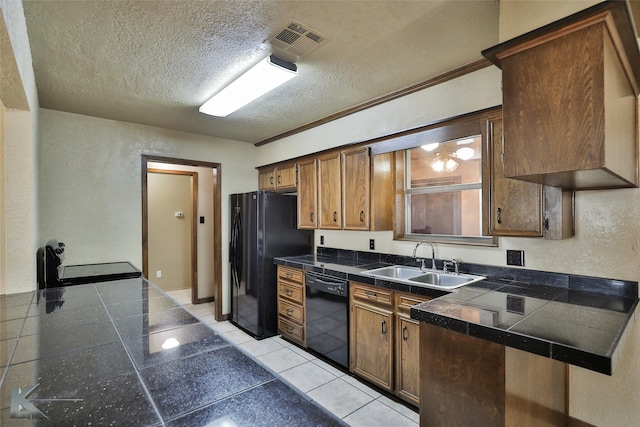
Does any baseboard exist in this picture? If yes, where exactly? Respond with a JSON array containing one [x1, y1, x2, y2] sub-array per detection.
[[195, 296, 214, 304], [567, 416, 597, 427]]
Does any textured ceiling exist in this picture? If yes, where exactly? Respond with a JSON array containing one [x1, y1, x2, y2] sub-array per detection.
[[23, 0, 500, 144]]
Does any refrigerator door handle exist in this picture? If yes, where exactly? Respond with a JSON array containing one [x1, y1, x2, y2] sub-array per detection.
[[231, 208, 243, 288]]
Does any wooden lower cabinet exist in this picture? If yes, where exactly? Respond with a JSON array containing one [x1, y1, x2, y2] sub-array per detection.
[[395, 293, 428, 406], [277, 266, 305, 346], [350, 282, 429, 405]]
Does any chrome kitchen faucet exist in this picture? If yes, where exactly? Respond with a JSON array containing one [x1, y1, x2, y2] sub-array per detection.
[[413, 241, 436, 270]]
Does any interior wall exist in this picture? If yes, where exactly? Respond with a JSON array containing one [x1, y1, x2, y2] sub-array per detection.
[[0, 98, 5, 295], [0, 2, 39, 295], [147, 171, 193, 293], [149, 162, 216, 300], [38, 109, 257, 314]]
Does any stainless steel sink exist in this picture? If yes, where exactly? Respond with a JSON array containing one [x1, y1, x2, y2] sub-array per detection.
[[361, 265, 484, 290], [363, 265, 424, 280]]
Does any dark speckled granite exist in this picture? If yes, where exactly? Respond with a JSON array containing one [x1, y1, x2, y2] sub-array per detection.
[[277, 248, 638, 376], [0, 278, 344, 426], [166, 379, 346, 427]]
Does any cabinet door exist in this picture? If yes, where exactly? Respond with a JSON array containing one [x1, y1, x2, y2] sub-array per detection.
[[486, 117, 544, 237], [297, 158, 317, 229], [350, 301, 393, 390], [396, 316, 421, 406], [276, 164, 297, 190], [342, 147, 370, 230], [258, 169, 275, 190], [318, 152, 342, 229]]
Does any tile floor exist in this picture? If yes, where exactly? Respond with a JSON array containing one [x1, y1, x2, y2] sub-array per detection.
[[166, 288, 419, 427]]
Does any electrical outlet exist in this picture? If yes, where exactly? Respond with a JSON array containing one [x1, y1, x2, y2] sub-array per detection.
[[506, 250, 525, 266], [320, 235, 324, 245], [369, 239, 375, 250], [156, 270, 162, 278]]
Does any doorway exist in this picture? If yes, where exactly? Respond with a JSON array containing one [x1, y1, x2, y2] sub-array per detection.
[[141, 155, 223, 320], [147, 169, 197, 293]]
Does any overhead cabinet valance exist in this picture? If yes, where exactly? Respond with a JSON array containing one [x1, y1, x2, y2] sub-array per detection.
[[482, 0, 640, 190]]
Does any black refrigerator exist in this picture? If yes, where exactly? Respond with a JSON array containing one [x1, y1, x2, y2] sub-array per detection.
[[230, 191, 313, 339]]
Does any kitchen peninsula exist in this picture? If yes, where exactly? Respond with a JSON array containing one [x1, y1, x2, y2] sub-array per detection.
[[275, 247, 638, 427]]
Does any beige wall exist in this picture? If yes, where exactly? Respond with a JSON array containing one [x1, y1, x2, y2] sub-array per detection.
[[149, 162, 217, 299], [0, 2, 39, 295], [148, 171, 193, 292], [38, 109, 256, 314]]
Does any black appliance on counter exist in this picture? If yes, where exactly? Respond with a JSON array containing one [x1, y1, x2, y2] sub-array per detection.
[[305, 271, 349, 369], [230, 192, 313, 339], [38, 239, 141, 289]]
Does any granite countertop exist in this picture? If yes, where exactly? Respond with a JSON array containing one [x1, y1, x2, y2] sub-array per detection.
[[0, 278, 345, 425], [275, 248, 638, 376]]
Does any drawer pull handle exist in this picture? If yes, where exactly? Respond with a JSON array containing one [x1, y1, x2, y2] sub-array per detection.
[[497, 207, 502, 224], [286, 308, 294, 316], [365, 291, 377, 299], [333, 211, 337, 222], [286, 273, 292, 279], [285, 290, 293, 296], [285, 326, 294, 333], [402, 325, 408, 341], [310, 212, 314, 222], [381, 320, 387, 335], [360, 210, 364, 222], [270, 176, 274, 185], [278, 175, 282, 184]]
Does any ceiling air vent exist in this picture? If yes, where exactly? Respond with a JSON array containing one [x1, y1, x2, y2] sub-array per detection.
[[267, 20, 330, 59]]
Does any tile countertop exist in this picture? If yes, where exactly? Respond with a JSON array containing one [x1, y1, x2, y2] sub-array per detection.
[[275, 248, 639, 376], [0, 278, 345, 426]]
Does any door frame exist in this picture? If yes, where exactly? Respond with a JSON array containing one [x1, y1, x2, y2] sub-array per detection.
[[142, 155, 223, 320], [147, 168, 198, 297]]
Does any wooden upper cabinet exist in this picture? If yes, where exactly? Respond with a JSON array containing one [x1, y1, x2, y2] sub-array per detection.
[[484, 115, 544, 237], [297, 158, 318, 229], [342, 147, 370, 230], [258, 168, 275, 190], [275, 163, 297, 190], [317, 152, 342, 229], [483, 115, 574, 239], [258, 163, 297, 191], [482, 1, 640, 190]]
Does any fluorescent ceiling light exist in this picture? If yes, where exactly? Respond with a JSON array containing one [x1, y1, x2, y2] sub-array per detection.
[[199, 55, 297, 117], [456, 138, 475, 145]]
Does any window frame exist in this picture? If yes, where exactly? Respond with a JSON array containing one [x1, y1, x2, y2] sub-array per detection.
[[369, 107, 500, 246]]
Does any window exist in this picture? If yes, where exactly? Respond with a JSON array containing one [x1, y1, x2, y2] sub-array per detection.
[[384, 110, 498, 246], [405, 135, 486, 240]]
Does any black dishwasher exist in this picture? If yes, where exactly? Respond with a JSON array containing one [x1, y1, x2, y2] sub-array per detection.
[[304, 271, 349, 369]]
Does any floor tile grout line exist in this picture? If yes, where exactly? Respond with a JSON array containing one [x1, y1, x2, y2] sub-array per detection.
[[96, 287, 167, 426], [0, 293, 35, 387]]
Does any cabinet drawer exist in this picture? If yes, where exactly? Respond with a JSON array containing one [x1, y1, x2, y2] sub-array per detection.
[[396, 292, 431, 317], [278, 299, 304, 324], [278, 281, 304, 304], [351, 282, 393, 308], [278, 266, 303, 284], [279, 317, 304, 344]]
